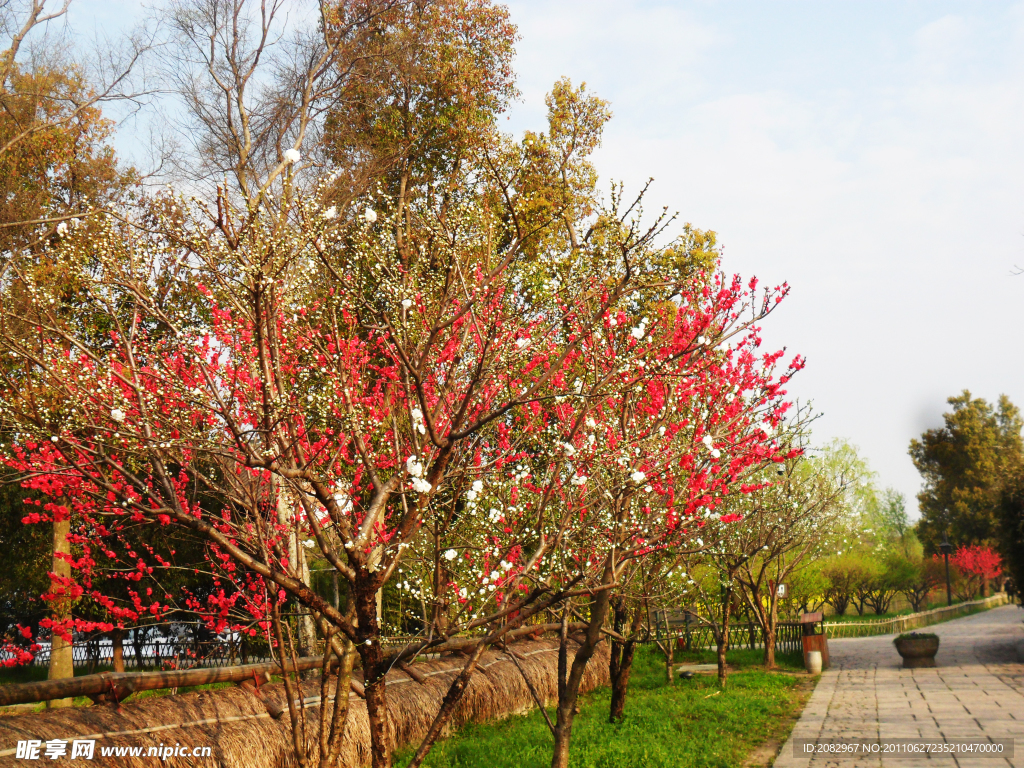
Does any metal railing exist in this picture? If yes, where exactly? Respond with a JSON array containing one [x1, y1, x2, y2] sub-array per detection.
[[19, 594, 1003, 674], [822, 593, 1009, 639], [7, 625, 273, 671], [10, 632, 468, 672]]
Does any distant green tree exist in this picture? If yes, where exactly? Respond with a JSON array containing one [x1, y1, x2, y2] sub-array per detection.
[[821, 553, 871, 616], [863, 552, 916, 615], [909, 391, 1023, 552], [899, 555, 944, 612], [323, 0, 518, 209], [866, 488, 917, 557], [0, 483, 51, 637], [999, 478, 1024, 596], [785, 560, 828, 616]]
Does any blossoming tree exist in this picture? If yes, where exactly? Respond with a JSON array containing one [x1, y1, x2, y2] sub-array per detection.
[[414, 259, 805, 766], [0, 127, 737, 768]]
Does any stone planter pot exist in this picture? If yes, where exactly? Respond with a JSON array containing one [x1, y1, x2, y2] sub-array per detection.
[[894, 635, 939, 668]]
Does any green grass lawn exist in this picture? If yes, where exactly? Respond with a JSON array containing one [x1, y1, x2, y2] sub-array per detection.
[[395, 645, 812, 768]]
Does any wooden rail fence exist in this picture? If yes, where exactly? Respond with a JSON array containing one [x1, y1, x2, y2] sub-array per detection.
[[822, 593, 1009, 639], [648, 593, 1011, 650], [650, 611, 805, 655]]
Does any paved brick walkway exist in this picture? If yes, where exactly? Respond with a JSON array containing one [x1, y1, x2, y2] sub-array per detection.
[[774, 604, 1024, 768]]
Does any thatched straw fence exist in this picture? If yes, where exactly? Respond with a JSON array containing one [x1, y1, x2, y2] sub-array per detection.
[[0, 638, 609, 766]]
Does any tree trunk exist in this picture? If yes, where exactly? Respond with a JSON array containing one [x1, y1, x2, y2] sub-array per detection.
[[551, 586, 613, 768], [764, 629, 776, 668], [430, 531, 449, 636], [319, 638, 356, 768], [47, 515, 74, 709], [296, 542, 317, 662], [717, 588, 733, 687], [608, 597, 639, 722], [111, 628, 125, 673], [355, 580, 391, 768], [132, 628, 145, 669], [608, 639, 635, 722], [763, 599, 778, 669], [854, 593, 866, 615], [276, 480, 317, 660], [832, 595, 849, 616]]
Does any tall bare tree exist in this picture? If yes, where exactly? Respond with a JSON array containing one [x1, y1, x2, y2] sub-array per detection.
[[157, 0, 405, 209]]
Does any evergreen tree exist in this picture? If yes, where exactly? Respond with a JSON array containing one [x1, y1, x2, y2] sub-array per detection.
[[909, 390, 1024, 552]]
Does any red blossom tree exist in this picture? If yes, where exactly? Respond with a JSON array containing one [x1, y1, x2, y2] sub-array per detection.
[[0, 187, 802, 768], [0, 169, 758, 768], [0, 37, 814, 763], [948, 544, 1003, 598], [443, 268, 803, 766], [0, 3, 815, 765]]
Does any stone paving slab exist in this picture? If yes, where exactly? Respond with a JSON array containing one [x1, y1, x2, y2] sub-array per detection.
[[773, 604, 1024, 768]]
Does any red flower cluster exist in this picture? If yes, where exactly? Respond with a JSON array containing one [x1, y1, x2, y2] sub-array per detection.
[[949, 544, 1003, 580]]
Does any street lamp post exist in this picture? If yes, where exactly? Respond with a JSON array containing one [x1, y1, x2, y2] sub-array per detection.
[[939, 536, 953, 607]]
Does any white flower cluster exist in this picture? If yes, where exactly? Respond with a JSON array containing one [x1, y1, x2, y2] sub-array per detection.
[[407, 455, 431, 493], [410, 407, 426, 435], [466, 479, 484, 501], [700, 433, 723, 459]]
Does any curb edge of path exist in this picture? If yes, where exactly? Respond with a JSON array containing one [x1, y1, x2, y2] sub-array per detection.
[[770, 667, 839, 768]]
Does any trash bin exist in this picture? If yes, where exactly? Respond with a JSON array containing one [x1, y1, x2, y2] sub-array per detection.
[[800, 612, 829, 670]]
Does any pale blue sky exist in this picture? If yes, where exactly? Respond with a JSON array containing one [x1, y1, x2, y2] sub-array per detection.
[[68, 0, 1024, 518], [504, 1, 1024, 517]]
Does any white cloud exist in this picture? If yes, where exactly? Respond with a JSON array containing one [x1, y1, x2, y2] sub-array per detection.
[[507, 1, 1024, 515]]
